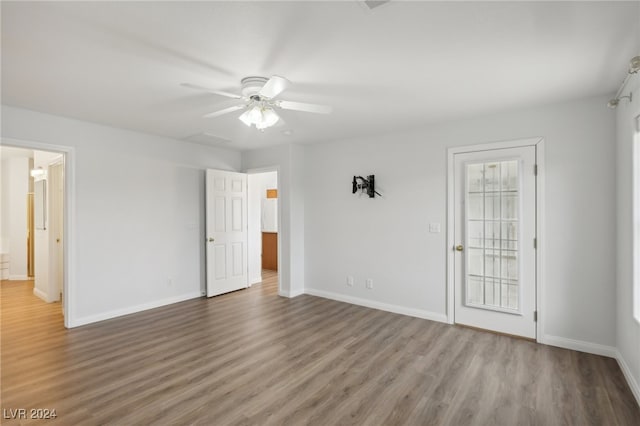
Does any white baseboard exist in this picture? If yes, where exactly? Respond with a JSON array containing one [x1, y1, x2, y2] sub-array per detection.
[[304, 288, 448, 323], [539, 334, 617, 358], [290, 288, 305, 298], [69, 291, 202, 328], [33, 287, 51, 303], [615, 349, 640, 406], [278, 288, 304, 298], [9, 274, 29, 280]]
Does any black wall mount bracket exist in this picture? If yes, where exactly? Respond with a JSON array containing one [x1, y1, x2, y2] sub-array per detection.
[[352, 175, 381, 198]]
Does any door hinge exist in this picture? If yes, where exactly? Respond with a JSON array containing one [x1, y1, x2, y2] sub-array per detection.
[[534, 311, 538, 322], [533, 238, 537, 249], [534, 164, 538, 176]]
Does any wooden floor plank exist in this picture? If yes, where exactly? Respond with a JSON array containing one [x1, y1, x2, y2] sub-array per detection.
[[2, 275, 639, 425]]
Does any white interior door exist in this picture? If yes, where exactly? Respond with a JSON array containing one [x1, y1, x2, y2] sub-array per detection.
[[206, 169, 248, 297], [454, 146, 536, 339]]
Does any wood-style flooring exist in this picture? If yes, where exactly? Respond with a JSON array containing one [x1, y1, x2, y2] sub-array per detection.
[[2, 273, 639, 425]]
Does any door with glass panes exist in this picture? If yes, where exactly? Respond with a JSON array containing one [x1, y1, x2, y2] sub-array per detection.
[[453, 146, 536, 339]]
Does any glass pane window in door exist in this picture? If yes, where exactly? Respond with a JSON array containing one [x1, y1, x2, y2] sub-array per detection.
[[484, 278, 500, 307], [467, 163, 484, 192], [468, 248, 484, 277], [465, 160, 521, 311], [468, 221, 484, 249], [485, 221, 500, 249], [467, 276, 483, 305], [468, 193, 484, 220], [501, 221, 518, 250]]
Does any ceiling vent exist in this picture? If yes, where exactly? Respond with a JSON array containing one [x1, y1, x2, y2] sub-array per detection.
[[183, 132, 231, 147]]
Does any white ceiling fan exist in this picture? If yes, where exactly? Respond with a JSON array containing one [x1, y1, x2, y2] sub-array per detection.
[[181, 76, 332, 130]]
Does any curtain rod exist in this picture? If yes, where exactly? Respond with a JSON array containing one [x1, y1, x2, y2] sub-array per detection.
[[608, 56, 640, 109]]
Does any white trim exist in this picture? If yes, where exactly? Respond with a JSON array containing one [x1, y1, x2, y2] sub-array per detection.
[[535, 140, 546, 341], [250, 275, 263, 285], [616, 349, 640, 406], [446, 137, 545, 340], [70, 291, 202, 327], [633, 127, 640, 324], [245, 166, 280, 174], [33, 287, 51, 303], [305, 288, 448, 323], [279, 288, 304, 298], [539, 334, 617, 358], [47, 160, 64, 304], [1, 137, 76, 328], [9, 274, 29, 280], [448, 137, 543, 155], [446, 151, 455, 324]]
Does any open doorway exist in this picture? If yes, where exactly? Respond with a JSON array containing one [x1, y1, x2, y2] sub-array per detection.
[[1, 145, 67, 325], [248, 170, 279, 290]]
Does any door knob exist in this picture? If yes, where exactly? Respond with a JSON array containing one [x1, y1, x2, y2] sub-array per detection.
[[208, 237, 215, 242], [455, 245, 464, 252]]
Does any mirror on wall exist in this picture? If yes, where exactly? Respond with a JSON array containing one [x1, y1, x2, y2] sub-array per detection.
[[34, 179, 46, 230]]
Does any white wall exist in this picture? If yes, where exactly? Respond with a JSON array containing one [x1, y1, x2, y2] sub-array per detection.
[[0, 153, 30, 279], [616, 71, 640, 402], [248, 171, 277, 285], [1, 105, 241, 326], [242, 144, 305, 297], [303, 95, 617, 349]]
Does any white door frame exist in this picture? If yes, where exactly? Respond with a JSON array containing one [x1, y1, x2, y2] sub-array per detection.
[[246, 166, 282, 295], [48, 157, 65, 303], [446, 137, 545, 342], [2, 137, 75, 328]]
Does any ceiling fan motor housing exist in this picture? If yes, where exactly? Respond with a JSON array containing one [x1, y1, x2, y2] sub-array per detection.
[[241, 76, 269, 98]]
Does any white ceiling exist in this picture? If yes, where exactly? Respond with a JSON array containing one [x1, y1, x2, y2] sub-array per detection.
[[2, 1, 639, 151]]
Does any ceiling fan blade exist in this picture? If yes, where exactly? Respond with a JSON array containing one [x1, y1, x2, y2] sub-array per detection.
[[259, 75, 290, 99], [181, 83, 242, 99], [278, 100, 332, 114], [203, 104, 246, 118]]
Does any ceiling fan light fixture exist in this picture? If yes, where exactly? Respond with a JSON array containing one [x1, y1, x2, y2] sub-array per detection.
[[238, 105, 280, 129], [238, 109, 254, 127], [261, 108, 280, 128], [248, 105, 263, 123]]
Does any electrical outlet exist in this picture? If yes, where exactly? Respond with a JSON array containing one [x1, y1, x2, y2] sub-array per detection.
[[347, 276, 354, 286], [429, 223, 441, 233], [366, 278, 373, 289], [168, 277, 173, 286]]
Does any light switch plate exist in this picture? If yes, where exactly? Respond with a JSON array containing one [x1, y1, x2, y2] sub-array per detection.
[[429, 223, 441, 233]]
